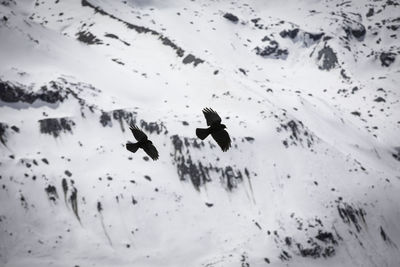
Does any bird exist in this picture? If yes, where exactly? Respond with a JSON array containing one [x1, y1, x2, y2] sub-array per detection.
[[126, 124, 159, 160], [196, 108, 231, 152]]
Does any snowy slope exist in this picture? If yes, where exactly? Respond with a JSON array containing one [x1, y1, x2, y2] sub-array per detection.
[[1, 0, 400, 266]]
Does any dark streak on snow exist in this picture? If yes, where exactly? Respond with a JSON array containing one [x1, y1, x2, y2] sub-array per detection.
[[112, 109, 137, 132], [380, 226, 398, 248], [39, 117, 75, 138], [170, 135, 251, 192], [69, 181, 80, 223], [99, 109, 165, 135], [81, 0, 203, 64], [392, 147, 400, 162], [104, 33, 130, 46], [61, 178, 68, 206], [337, 199, 366, 233], [223, 13, 239, 23], [97, 201, 113, 246]]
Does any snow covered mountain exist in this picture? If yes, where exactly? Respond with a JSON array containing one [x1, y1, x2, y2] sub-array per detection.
[[0, 0, 399, 266]]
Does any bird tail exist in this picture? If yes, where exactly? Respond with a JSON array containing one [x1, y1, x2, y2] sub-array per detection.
[[126, 142, 139, 153], [196, 128, 210, 140]]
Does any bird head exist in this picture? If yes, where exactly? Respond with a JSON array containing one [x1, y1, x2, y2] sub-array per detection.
[[221, 124, 227, 129]]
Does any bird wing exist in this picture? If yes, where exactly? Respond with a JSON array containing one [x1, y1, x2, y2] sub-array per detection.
[[211, 129, 231, 152], [142, 142, 159, 160], [202, 108, 222, 126], [129, 124, 148, 142]]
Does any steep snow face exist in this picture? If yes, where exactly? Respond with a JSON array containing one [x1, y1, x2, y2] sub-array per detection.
[[0, 0, 399, 266]]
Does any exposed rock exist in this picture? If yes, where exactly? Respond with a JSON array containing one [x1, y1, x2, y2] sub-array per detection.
[[170, 135, 249, 191], [374, 97, 386, 102], [61, 178, 68, 205], [45, 185, 59, 202], [244, 137, 255, 143], [366, 8, 374, 17], [100, 111, 112, 127], [159, 35, 184, 57], [305, 32, 324, 42], [39, 117, 75, 137], [112, 109, 136, 132], [392, 147, 400, 162], [10, 125, 19, 132], [337, 200, 366, 233], [255, 39, 288, 59], [280, 28, 324, 47], [277, 119, 316, 148], [104, 33, 118, 39], [280, 28, 299, 39], [99, 109, 162, 135], [0, 80, 68, 104], [104, 33, 130, 46], [317, 44, 338, 71], [140, 119, 166, 135], [238, 68, 247, 75], [182, 54, 204, 67], [315, 231, 337, 245], [344, 21, 366, 40], [76, 31, 103, 45], [69, 186, 80, 222], [82, 0, 201, 60], [223, 13, 239, 23], [379, 52, 396, 67], [0, 122, 8, 145]]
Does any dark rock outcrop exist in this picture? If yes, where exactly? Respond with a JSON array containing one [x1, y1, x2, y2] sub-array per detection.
[[337, 201, 366, 233], [0, 122, 8, 146], [223, 13, 239, 23], [182, 54, 204, 67], [280, 28, 300, 39], [280, 28, 324, 47], [39, 117, 75, 137], [76, 31, 103, 45], [170, 135, 250, 192], [392, 147, 400, 162], [255, 38, 288, 59], [140, 119, 166, 135], [317, 44, 338, 70], [45, 185, 59, 202], [100, 111, 112, 127], [277, 119, 316, 148], [0, 80, 68, 104], [344, 22, 366, 40], [379, 52, 396, 67]]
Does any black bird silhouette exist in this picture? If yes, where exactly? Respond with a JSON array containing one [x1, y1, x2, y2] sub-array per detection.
[[196, 108, 231, 151], [126, 124, 159, 160]]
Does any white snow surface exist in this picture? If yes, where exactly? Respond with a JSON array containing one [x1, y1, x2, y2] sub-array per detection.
[[0, 0, 400, 266]]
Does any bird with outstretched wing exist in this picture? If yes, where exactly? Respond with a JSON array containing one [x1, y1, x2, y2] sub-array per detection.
[[126, 124, 159, 160], [196, 108, 231, 152]]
